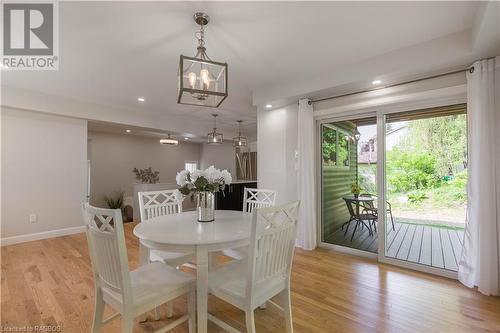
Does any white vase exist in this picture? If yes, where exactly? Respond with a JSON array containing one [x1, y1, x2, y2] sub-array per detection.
[[196, 191, 215, 222]]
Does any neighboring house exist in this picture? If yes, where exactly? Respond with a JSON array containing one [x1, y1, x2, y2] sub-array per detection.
[[357, 123, 408, 165]]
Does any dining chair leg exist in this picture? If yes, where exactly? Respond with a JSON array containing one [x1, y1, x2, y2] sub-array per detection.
[[188, 289, 196, 333], [121, 314, 134, 333], [92, 288, 104, 333], [281, 288, 293, 333], [389, 211, 395, 230], [245, 310, 256, 333], [350, 221, 359, 242], [153, 304, 161, 320], [372, 219, 377, 232], [167, 301, 174, 318]]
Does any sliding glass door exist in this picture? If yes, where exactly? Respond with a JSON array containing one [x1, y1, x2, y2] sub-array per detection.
[[382, 105, 467, 272], [319, 104, 467, 275], [320, 116, 378, 253]]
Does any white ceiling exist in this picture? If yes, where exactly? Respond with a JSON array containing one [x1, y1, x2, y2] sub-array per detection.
[[1, 1, 484, 135]]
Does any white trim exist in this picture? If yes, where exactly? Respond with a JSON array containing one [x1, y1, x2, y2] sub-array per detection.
[[0, 226, 86, 246], [314, 84, 466, 120], [376, 113, 387, 264], [318, 242, 378, 259], [379, 256, 458, 279]]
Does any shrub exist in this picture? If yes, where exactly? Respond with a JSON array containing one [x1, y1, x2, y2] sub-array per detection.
[[387, 149, 439, 192]]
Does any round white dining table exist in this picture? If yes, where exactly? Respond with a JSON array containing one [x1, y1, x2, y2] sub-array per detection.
[[133, 210, 253, 333]]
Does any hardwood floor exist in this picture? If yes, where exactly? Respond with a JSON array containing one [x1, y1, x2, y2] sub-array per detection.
[[1, 222, 499, 333]]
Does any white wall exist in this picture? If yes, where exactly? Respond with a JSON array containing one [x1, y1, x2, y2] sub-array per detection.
[[88, 131, 201, 207], [257, 103, 299, 205], [199, 141, 236, 177], [1, 108, 88, 241]]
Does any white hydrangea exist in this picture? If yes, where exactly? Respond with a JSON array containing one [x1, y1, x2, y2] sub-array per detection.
[[190, 169, 207, 182], [175, 170, 189, 186], [173, 189, 184, 203], [221, 169, 232, 185], [205, 165, 222, 183]]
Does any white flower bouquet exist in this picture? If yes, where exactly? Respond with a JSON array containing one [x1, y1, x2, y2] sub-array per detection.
[[176, 165, 232, 197]]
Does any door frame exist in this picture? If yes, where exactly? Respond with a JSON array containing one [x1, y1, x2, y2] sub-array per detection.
[[315, 93, 466, 279]]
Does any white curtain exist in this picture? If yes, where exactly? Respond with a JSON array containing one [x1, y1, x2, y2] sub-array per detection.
[[296, 98, 317, 250], [458, 56, 500, 296]]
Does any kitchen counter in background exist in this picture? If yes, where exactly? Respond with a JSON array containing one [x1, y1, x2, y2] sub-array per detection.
[[215, 180, 257, 211]]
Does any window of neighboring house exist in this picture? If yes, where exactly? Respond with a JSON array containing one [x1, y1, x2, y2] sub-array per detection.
[[185, 161, 198, 172], [322, 125, 350, 167]]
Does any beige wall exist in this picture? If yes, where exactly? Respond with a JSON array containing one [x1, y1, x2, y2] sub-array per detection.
[[88, 131, 201, 207], [1, 108, 88, 240], [200, 141, 236, 177]]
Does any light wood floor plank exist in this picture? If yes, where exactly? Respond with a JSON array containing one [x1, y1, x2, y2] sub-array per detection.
[[1, 222, 499, 333]]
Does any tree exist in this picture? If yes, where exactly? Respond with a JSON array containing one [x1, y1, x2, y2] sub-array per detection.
[[402, 114, 467, 177]]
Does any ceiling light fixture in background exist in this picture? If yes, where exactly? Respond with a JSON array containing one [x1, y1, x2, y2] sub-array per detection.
[[207, 114, 223, 144], [233, 120, 247, 147], [160, 134, 179, 145]]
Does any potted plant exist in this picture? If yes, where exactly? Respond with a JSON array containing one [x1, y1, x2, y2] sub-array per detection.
[[176, 166, 232, 222], [350, 183, 362, 198], [103, 191, 124, 209]]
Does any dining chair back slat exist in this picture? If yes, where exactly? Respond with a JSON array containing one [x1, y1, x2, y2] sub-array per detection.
[[243, 188, 277, 213], [248, 201, 300, 287], [82, 204, 130, 294], [138, 189, 182, 222]]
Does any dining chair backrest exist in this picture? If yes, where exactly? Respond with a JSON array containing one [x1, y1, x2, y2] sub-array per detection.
[[243, 188, 277, 213], [343, 198, 358, 217], [246, 201, 300, 295], [82, 203, 131, 297], [138, 189, 183, 222], [360, 193, 376, 209]]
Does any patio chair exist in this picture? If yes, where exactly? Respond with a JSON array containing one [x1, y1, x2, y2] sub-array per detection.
[[342, 198, 377, 242], [359, 193, 395, 231]]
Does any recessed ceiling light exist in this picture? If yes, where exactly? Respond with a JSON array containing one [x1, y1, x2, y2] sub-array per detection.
[[184, 137, 189, 140], [372, 80, 382, 85], [265, 104, 272, 108], [137, 97, 145, 102], [125, 129, 131, 133]]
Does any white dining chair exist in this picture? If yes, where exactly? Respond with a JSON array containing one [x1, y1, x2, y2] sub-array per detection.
[[82, 203, 196, 333], [223, 188, 277, 261], [243, 188, 277, 213], [208, 201, 300, 333], [138, 190, 195, 268]]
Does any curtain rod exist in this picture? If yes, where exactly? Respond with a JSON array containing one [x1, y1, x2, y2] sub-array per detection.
[[311, 66, 474, 104]]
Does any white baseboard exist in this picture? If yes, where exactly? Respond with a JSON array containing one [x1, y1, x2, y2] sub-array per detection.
[[0, 225, 86, 246]]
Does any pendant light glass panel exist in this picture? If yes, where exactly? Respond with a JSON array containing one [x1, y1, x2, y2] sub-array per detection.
[[178, 56, 227, 107], [233, 136, 247, 147], [208, 130, 223, 144]]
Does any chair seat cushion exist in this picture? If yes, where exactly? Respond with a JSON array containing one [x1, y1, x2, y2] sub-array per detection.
[[150, 250, 194, 266], [208, 260, 286, 309], [103, 262, 194, 306]]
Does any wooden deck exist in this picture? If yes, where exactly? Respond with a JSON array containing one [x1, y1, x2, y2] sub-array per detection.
[[326, 221, 465, 271]]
